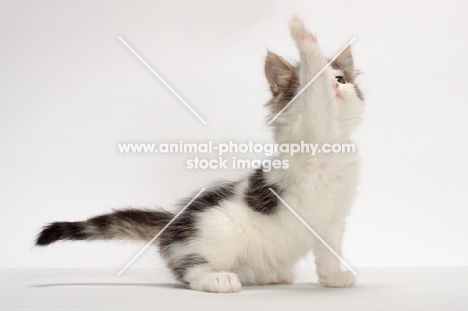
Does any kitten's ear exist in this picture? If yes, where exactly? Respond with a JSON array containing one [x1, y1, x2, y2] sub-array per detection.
[[264, 52, 296, 95], [333, 46, 354, 81]]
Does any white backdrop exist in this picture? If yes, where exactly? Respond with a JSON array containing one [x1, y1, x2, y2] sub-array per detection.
[[1, 0, 468, 270]]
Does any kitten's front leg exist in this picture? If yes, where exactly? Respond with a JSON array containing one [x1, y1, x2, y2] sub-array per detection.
[[289, 15, 339, 141], [289, 15, 327, 78], [313, 221, 356, 288]]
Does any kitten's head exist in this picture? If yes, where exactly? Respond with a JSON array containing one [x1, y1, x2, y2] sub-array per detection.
[[264, 47, 364, 134]]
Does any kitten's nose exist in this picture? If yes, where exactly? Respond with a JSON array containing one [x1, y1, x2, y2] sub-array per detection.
[[332, 79, 339, 90]]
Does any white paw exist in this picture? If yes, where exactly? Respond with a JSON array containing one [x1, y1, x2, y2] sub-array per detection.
[[277, 279, 292, 285], [191, 272, 242, 293], [319, 270, 356, 288], [289, 15, 316, 44], [277, 269, 296, 285]]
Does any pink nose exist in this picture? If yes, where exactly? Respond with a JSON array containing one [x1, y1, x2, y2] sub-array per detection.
[[332, 79, 339, 90]]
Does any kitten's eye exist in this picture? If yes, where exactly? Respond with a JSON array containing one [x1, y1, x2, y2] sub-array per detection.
[[335, 76, 345, 84]]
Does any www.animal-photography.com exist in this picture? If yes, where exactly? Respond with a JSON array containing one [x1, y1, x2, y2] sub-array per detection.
[[1, 1, 467, 310]]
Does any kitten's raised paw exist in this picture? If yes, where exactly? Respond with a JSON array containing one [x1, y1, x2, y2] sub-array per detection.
[[289, 15, 316, 43], [190, 272, 242, 293], [319, 270, 356, 288]]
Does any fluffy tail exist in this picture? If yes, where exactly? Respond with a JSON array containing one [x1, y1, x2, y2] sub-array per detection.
[[35, 208, 174, 246]]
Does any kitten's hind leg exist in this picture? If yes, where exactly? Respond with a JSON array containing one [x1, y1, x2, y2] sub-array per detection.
[[184, 265, 242, 293]]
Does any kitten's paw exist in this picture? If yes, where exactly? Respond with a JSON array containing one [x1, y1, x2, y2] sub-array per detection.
[[289, 15, 316, 44], [319, 270, 356, 288], [276, 269, 295, 285], [190, 272, 242, 293], [278, 279, 292, 285]]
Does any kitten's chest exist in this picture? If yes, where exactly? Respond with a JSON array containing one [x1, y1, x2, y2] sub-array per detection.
[[298, 156, 340, 187], [291, 156, 350, 208]]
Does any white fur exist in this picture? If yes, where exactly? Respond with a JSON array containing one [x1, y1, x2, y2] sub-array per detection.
[[177, 16, 364, 293]]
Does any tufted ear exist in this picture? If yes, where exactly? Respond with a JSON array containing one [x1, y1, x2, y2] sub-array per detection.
[[264, 52, 296, 95], [332, 46, 355, 82]]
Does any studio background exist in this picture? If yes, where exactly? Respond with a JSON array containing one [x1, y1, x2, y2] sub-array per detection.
[[1, 0, 467, 272]]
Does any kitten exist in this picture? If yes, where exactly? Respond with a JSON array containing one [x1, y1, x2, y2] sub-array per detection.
[[35, 16, 364, 293]]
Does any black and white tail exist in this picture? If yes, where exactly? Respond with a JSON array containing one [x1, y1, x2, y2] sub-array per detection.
[[35, 209, 173, 246]]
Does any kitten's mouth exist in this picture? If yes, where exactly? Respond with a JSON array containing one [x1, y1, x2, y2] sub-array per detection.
[[332, 80, 341, 99], [335, 89, 342, 99]]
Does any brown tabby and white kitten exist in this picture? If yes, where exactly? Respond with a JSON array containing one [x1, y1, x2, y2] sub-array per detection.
[[36, 16, 364, 293]]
